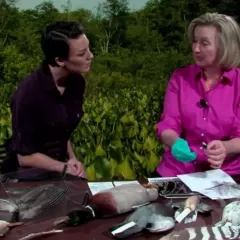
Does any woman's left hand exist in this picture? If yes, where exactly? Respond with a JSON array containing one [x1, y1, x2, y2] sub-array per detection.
[[67, 158, 86, 178], [206, 140, 227, 169]]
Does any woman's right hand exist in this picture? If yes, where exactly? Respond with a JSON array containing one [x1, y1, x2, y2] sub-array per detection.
[[65, 164, 78, 176]]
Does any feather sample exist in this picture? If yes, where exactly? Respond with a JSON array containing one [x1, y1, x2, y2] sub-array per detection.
[[159, 225, 240, 240], [0, 199, 19, 222], [18, 229, 63, 240], [15, 184, 68, 220], [215, 201, 240, 227]]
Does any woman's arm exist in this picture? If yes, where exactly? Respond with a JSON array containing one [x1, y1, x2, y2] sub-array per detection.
[[18, 153, 66, 172], [160, 129, 179, 148], [67, 140, 76, 159], [223, 139, 240, 156], [156, 70, 182, 148]]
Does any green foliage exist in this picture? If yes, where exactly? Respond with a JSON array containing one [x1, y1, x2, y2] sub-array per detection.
[[0, 105, 11, 145], [72, 87, 164, 180]]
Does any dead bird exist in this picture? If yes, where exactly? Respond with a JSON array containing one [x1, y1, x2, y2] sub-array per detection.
[[14, 184, 68, 221], [171, 195, 212, 224], [88, 183, 159, 217], [54, 183, 159, 227], [215, 200, 240, 227], [109, 203, 175, 239], [159, 225, 240, 240]]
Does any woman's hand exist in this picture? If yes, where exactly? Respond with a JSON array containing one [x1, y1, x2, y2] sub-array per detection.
[[67, 158, 86, 178], [206, 140, 227, 169]]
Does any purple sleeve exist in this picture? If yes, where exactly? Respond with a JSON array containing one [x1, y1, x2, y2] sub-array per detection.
[[10, 84, 42, 156], [156, 70, 182, 140]]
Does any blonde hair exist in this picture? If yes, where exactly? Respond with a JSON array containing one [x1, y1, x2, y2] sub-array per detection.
[[188, 12, 240, 69]]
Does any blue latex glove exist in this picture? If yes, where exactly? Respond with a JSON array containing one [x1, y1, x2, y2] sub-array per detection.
[[171, 138, 197, 162]]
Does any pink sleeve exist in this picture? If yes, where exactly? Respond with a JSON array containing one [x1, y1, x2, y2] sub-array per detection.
[[156, 70, 182, 140]]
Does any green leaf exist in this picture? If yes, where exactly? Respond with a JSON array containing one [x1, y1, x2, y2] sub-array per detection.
[[95, 144, 106, 156], [95, 116, 101, 124], [115, 157, 137, 180], [127, 124, 139, 138], [110, 158, 118, 178], [147, 151, 160, 172], [111, 140, 123, 148], [94, 157, 112, 180], [120, 114, 128, 124], [115, 124, 123, 138], [132, 141, 142, 152], [143, 136, 158, 151], [80, 121, 92, 137], [140, 125, 148, 139], [128, 114, 135, 123], [86, 164, 96, 181], [108, 144, 123, 163], [101, 118, 106, 131], [133, 151, 145, 164]]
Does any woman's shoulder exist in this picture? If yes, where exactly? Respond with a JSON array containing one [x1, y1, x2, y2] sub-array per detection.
[[171, 64, 200, 76], [169, 64, 200, 84]]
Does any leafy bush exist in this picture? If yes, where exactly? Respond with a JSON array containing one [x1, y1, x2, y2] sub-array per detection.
[[72, 86, 164, 180]]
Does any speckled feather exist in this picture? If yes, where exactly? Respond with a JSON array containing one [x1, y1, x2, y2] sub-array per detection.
[[15, 184, 68, 220]]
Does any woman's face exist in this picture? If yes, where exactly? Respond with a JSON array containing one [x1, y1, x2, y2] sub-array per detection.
[[61, 34, 94, 73], [192, 25, 219, 68]]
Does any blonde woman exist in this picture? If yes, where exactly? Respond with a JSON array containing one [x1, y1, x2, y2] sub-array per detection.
[[156, 13, 240, 177]]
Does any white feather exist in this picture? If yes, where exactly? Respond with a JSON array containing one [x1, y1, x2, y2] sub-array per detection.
[[201, 226, 210, 240], [188, 228, 196, 240], [212, 226, 223, 240]]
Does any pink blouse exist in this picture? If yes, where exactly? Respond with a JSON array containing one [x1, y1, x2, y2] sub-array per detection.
[[156, 64, 240, 177]]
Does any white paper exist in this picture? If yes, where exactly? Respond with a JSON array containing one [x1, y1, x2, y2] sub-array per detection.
[[113, 180, 139, 186], [148, 177, 179, 182], [175, 208, 191, 223], [177, 169, 237, 200], [177, 169, 236, 192], [196, 186, 240, 200], [111, 221, 136, 235], [87, 182, 114, 195]]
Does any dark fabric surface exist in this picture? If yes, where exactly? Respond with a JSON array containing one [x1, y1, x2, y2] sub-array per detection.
[[3, 175, 240, 240]]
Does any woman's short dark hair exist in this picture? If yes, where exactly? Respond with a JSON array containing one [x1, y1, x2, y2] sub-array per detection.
[[41, 21, 84, 66]]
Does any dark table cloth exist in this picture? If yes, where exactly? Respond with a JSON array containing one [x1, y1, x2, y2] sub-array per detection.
[[2, 174, 240, 240]]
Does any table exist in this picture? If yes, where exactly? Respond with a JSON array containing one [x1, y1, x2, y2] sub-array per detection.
[[2, 175, 240, 240]]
